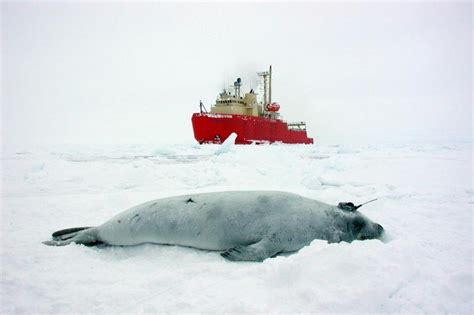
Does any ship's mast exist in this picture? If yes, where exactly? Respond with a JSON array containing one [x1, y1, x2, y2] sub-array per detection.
[[269, 65, 272, 104], [263, 76, 267, 105], [258, 65, 272, 106], [234, 77, 242, 98]]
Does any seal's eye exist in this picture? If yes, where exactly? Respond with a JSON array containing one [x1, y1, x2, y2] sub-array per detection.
[[352, 217, 366, 234]]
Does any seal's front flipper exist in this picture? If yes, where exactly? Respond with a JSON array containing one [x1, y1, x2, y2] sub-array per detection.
[[221, 240, 280, 262], [43, 227, 102, 247], [52, 227, 93, 240]]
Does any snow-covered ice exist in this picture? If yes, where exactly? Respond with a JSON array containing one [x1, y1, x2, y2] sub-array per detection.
[[214, 132, 237, 155], [1, 142, 472, 313]]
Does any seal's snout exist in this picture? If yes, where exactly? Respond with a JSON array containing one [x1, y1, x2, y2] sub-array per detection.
[[375, 223, 384, 236]]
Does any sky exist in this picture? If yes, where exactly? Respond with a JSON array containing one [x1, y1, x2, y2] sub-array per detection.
[[1, 1, 472, 147]]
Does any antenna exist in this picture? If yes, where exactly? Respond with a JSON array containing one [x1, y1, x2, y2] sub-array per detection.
[[356, 198, 378, 209]]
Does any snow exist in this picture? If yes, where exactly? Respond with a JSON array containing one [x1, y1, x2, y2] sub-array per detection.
[[1, 141, 472, 314]]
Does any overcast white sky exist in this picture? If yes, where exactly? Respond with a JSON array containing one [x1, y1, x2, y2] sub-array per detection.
[[1, 1, 472, 147]]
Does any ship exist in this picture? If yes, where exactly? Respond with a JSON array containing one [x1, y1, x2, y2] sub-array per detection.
[[191, 66, 313, 145]]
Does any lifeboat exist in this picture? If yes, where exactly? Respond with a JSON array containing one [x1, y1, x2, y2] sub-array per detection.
[[266, 102, 280, 112]]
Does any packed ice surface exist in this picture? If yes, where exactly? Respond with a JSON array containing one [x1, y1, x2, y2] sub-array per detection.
[[1, 141, 472, 313]]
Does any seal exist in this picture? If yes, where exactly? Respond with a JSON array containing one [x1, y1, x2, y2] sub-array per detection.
[[43, 191, 384, 261]]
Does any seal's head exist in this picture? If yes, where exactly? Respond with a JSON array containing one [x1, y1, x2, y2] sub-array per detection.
[[350, 214, 384, 241]]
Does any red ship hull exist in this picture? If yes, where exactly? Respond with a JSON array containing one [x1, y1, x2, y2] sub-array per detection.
[[192, 113, 313, 144]]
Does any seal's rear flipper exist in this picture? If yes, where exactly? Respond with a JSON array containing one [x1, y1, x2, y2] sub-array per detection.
[[221, 240, 280, 262], [43, 227, 102, 247]]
